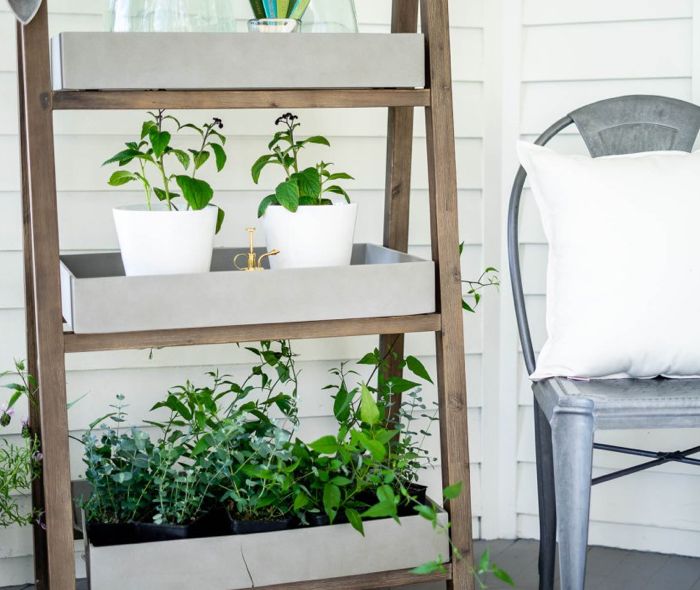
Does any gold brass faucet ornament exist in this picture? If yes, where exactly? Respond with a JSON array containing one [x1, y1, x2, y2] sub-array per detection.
[[234, 227, 279, 271]]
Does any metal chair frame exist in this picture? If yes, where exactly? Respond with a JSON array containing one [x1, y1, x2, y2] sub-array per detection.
[[507, 95, 700, 590]]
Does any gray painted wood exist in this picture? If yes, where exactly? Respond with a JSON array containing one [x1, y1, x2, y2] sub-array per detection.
[[3, 540, 699, 590]]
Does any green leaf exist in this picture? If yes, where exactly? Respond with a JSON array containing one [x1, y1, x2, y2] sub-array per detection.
[[141, 120, 157, 139], [333, 386, 352, 422], [415, 503, 437, 523], [325, 184, 351, 203], [478, 549, 491, 574], [443, 481, 463, 501], [292, 167, 321, 199], [193, 150, 210, 170], [406, 356, 434, 384], [345, 508, 364, 536], [293, 492, 311, 510], [103, 148, 141, 166], [360, 383, 380, 426], [358, 351, 380, 365], [149, 129, 171, 159], [329, 476, 352, 487], [492, 566, 515, 586], [275, 180, 300, 212], [153, 187, 180, 202], [410, 560, 445, 575], [303, 135, 331, 147], [361, 502, 395, 519], [323, 483, 341, 522], [215, 207, 225, 234], [175, 176, 214, 210], [309, 435, 338, 455], [172, 149, 191, 170], [325, 172, 354, 181], [258, 194, 278, 218], [360, 437, 386, 462], [251, 154, 276, 184], [210, 143, 227, 172], [108, 170, 137, 186]]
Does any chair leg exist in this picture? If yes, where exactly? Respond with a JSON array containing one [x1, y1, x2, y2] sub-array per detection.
[[534, 398, 556, 590], [551, 398, 595, 590]]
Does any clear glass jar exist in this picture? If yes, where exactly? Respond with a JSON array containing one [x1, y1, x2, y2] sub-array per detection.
[[301, 0, 357, 33], [234, 0, 357, 33], [106, 0, 238, 33]]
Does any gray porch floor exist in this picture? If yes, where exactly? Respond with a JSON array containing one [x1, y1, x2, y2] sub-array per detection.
[[4, 539, 700, 590]]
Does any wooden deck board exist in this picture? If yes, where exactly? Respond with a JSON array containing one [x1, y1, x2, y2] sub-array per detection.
[[4, 540, 700, 589]]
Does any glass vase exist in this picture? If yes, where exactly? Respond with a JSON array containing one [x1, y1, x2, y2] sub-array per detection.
[[301, 0, 357, 33], [106, 0, 238, 33]]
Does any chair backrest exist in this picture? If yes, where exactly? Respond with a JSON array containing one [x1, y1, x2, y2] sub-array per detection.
[[507, 95, 700, 375]]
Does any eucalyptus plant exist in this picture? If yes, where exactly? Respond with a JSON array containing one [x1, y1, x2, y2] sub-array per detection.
[[104, 109, 228, 232], [252, 113, 354, 216]]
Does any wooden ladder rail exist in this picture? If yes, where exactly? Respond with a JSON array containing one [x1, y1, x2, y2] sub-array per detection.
[[421, 1, 476, 588], [16, 0, 475, 588], [16, 4, 76, 589]]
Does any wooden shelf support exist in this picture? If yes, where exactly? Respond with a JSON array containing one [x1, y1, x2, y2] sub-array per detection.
[[16, 1, 475, 589]]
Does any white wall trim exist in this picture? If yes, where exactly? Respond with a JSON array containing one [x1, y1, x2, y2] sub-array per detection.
[[693, 0, 700, 102], [479, 0, 522, 540]]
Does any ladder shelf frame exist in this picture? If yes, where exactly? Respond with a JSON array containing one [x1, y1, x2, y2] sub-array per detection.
[[15, 1, 475, 588]]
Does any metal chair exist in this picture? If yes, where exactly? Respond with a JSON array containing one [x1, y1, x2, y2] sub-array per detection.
[[507, 95, 700, 590]]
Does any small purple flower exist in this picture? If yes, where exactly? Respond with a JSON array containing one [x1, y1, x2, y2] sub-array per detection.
[[21, 418, 31, 438], [37, 512, 46, 531], [32, 451, 43, 463]]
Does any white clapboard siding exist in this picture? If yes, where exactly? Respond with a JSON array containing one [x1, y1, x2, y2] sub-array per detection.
[[0, 0, 487, 583], [514, 0, 700, 557]]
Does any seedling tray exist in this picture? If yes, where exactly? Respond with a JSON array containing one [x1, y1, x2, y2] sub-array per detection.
[[60, 244, 435, 334], [51, 33, 425, 91], [85, 509, 449, 589]]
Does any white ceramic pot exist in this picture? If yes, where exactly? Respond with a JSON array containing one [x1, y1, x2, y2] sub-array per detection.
[[262, 203, 358, 269], [113, 203, 218, 276]]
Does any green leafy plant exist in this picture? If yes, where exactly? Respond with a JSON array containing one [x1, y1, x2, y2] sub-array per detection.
[[460, 243, 500, 313], [104, 109, 228, 232], [81, 395, 158, 525], [0, 360, 41, 528], [249, 0, 311, 21], [252, 112, 354, 217]]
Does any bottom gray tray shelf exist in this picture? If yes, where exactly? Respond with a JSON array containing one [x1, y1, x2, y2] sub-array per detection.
[[60, 244, 436, 335]]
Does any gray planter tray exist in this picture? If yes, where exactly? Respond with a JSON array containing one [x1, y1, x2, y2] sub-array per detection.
[[60, 244, 435, 334], [85, 510, 449, 590], [51, 32, 425, 91]]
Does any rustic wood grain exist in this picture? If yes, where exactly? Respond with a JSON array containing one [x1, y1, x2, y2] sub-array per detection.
[[255, 565, 451, 590], [52, 89, 431, 110], [421, 0, 476, 588], [18, 4, 76, 589], [16, 20, 49, 590], [380, 0, 420, 424], [64, 314, 442, 354]]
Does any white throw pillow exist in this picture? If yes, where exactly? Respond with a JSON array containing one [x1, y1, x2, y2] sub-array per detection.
[[518, 141, 700, 380]]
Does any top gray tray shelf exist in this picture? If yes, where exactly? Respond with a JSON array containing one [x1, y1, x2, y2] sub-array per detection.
[[51, 32, 426, 92]]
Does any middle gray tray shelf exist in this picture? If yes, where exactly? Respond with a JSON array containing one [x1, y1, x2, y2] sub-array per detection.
[[60, 244, 436, 335]]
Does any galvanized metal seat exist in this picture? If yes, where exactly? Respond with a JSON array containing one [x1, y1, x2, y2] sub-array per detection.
[[508, 95, 700, 590]]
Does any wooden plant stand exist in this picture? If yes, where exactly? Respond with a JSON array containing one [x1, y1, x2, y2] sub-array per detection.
[[15, 1, 475, 588]]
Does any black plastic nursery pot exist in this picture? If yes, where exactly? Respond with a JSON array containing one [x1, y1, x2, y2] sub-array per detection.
[[87, 522, 139, 547], [227, 513, 295, 535], [136, 521, 192, 543]]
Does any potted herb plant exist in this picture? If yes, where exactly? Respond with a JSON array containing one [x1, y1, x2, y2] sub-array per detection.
[[252, 113, 357, 269], [0, 362, 41, 530], [104, 110, 228, 276]]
